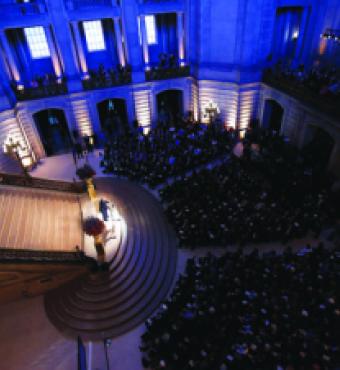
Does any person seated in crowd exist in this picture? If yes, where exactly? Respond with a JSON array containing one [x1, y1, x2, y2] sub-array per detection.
[[101, 117, 234, 188], [140, 244, 340, 370]]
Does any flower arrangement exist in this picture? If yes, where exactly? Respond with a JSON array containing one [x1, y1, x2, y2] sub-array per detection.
[[76, 164, 96, 180], [83, 216, 105, 237]]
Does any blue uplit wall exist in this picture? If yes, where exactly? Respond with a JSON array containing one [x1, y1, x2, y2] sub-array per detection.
[[7, 29, 54, 85], [148, 13, 178, 66], [0, 0, 338, 111], [79, 19, 119, 71]]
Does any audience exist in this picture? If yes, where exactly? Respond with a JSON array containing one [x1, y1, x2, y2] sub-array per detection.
[[83, 63, 132, 89], [141, 244, 340, 370], [146, 54, 190, 80], [160, 130, 334, 247], [101, 120, 235, 187], [265, 63, 340, 97]]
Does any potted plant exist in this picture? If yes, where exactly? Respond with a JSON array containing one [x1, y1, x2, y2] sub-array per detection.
[[83, 216, 105, 263]]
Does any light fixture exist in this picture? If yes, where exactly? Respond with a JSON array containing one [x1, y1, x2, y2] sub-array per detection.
[[321, 29, 340, 43], [292, 30, 299, 40], [3, 135, 32, 175], [203, 100, 220, 124]]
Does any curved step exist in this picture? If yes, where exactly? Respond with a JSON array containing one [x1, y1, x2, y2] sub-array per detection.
[[44, 178, 177, 340]]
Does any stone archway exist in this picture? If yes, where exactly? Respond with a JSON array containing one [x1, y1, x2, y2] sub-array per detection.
[[33, 109, 72, 156], [156, 89, 183, 126], [97, 98, 129, 137], [262, 99, 284, 133]]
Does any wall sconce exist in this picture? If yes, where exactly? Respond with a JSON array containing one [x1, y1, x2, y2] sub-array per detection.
[[203, 100, 220, 124], [320, 29, 340, 43], [17, 84, 24, 91], [292, 30, 299, 40]]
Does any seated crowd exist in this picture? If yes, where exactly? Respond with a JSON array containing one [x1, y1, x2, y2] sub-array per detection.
[[141, 244, 340, 370], [160, 130, 335, 247], [101, 119, 235, 187]]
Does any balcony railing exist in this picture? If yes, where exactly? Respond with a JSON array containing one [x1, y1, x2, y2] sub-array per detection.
[[263, 71, 340, 119], [145, 65, 190, 81], [82, 66, 132, 90], [0, 0, 46, 15], [65, 0, 119, 10], [14, 79, 68, 101], [0, 172, 84, 193]]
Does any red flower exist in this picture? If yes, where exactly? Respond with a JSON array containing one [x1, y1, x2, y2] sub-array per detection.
[[83, 217, 105, 236]]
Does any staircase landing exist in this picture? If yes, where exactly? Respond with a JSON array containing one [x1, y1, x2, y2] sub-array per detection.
[[44, 178, 178, 340]]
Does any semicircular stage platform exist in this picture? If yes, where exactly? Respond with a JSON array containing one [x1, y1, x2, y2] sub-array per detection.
[[44, 177, 178, 340]]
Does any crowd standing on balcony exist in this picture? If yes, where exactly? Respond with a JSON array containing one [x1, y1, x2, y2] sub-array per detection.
[[84, 63, 132, 89], [146, 54, 190, 81], [141, 244, 340, 370], [11, 73, 67, 99], [265, 62, 340, 97]]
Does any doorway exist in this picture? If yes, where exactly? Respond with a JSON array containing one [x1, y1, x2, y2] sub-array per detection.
[[262, 99, 284, 133], [156, 89, 183, 126], [33, 109, 72, 156], [97, 98, 128, 137]]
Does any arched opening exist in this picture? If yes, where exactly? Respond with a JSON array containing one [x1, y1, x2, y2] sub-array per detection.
[[33, 109, 72, 156], [262, 99, 284, 132], [97, 98, 128, 137], [302, 126, 335, 170], [156, 89, 183, 126]]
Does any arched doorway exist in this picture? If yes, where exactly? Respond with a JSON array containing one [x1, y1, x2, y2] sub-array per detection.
[[302, 126, 335, 170], [33, 109, 72, 156], [97, 99, 128, 137], [262, 99, 284, 132], [157, 89, 183, 125]]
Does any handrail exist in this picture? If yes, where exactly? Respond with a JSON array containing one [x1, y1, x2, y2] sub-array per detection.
[[0, 248, 92, 264], [0, 172, 84, 194], [145, 65, 190, 81]]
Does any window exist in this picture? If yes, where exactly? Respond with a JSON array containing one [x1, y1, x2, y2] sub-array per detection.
[[145, 15, 157, 45], [83, 20, 105, 52], [24, 26, 50, 59]]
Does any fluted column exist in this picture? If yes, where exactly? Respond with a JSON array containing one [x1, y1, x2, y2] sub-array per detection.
[[140, 15, 150, 69], [177, 12, 185, 65], [44, 25, 62, 79], [0, 29, 21, 85], [113, 17, 126, 67], [70, 21, 88, 76]]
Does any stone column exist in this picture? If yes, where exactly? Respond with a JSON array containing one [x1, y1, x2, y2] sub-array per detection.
[[140, 15, 150, 68], [0, 29, 21, 84], [44, 25, 62, 78], [44, 0, 82, 92], [294, 7, 309, 66], [177, 12, 185, 65], [113, 17, 126, 67], [70, 21, 88, 76]]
